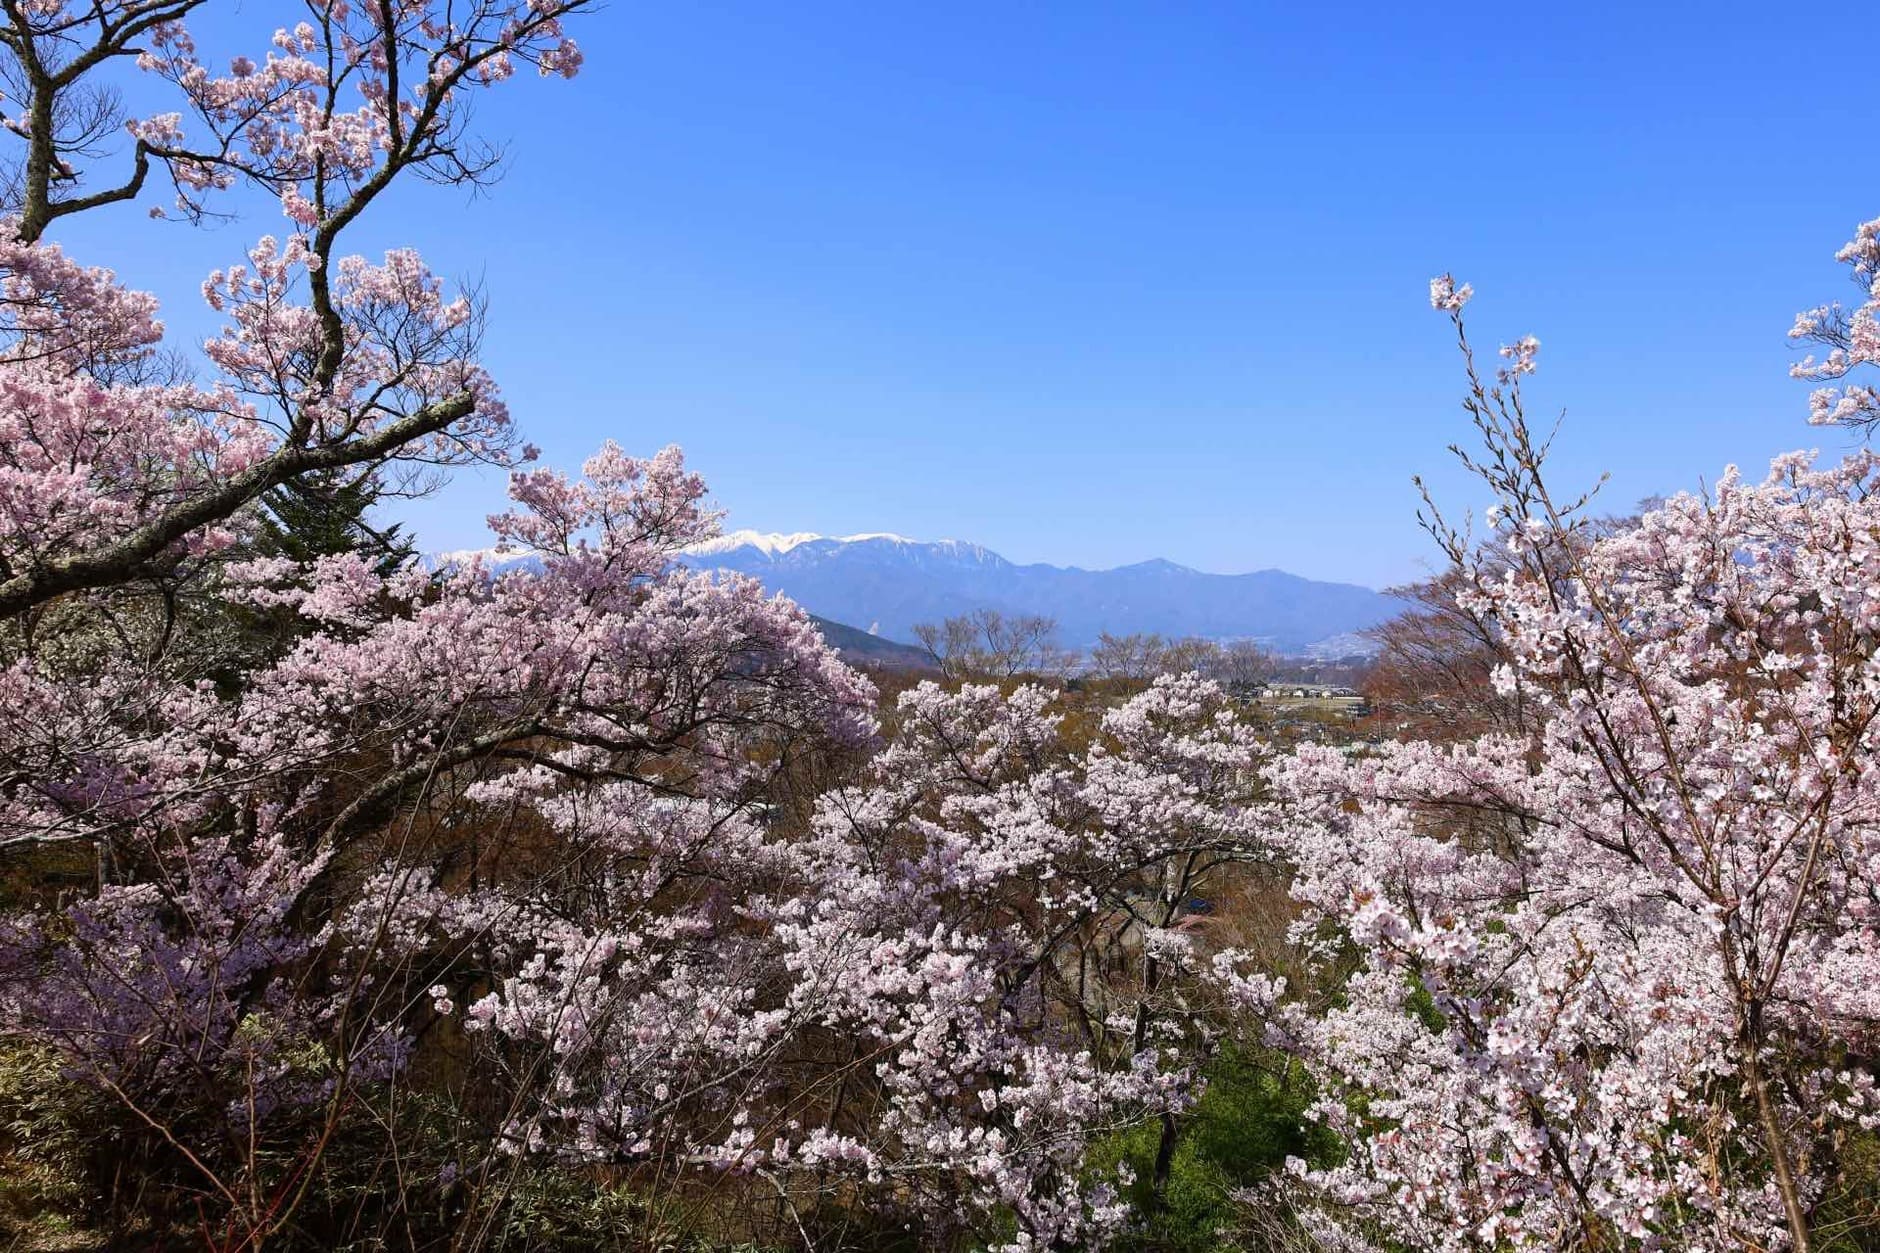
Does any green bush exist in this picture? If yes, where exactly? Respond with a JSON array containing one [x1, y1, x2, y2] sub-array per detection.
[[1089, 1048, 1337, 1252], [0, 1044, 105, 1251], [1817, 1132, 1880, 1253]]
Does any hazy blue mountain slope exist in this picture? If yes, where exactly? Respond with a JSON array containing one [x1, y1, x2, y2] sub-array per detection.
[[808, 615, 935, 670], [678, 532, 1396, 653]]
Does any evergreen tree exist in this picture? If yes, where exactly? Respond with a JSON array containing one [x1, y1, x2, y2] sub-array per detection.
[[223, 471, 419, 670], [251, 470, 416, 576]]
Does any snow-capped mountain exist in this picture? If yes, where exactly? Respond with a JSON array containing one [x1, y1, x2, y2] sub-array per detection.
[[676, 531, 1396, 654]]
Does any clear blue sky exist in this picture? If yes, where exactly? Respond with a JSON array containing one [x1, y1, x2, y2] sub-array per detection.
[[47, 2, 1879, 589]]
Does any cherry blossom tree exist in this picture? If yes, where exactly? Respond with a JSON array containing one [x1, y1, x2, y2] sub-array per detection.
[[1791, 215, 1880, 431], [1264, 243, 1880, 1251], [739, 673, 1280, 1247], [0, 0, 587, 619], [1, 434, 880, 1243], [0, 0, 888, 1244]]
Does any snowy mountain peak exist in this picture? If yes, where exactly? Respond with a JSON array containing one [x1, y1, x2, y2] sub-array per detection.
[[682, 530, 962, 557], [429, 546, 506, 568], [835, 531, 918, 545], [684, 530, 827, 557]]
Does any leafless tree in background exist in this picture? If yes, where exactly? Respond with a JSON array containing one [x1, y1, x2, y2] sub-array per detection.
[[1087, 631, 1167, 681], [1086, 632, 1273, 692], [913, 609, 1069, 681], [1203, 639, 1275, 694]]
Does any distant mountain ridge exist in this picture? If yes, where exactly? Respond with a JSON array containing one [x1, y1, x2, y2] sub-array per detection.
[[676, 531, 1396, 655]]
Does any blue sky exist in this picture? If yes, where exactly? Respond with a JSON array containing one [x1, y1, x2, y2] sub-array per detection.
[[47, 3, 1878, 589]]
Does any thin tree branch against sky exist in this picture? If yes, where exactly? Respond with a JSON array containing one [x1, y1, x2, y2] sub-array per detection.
[[40, 1, 1877, 589]]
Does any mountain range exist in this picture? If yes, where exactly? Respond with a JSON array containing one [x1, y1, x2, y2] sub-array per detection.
[[676, 531, 1398, 655]]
